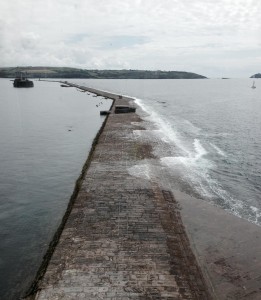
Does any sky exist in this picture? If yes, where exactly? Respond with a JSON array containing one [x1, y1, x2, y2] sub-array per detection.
[[0, 0, 260, 78]]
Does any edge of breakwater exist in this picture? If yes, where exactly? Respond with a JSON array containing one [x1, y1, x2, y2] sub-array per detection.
[[23, 84, 116, 299]]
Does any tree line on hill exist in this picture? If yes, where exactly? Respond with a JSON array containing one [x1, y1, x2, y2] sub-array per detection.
[[0, 67, 207, 79], [250, 73, 261, 78]]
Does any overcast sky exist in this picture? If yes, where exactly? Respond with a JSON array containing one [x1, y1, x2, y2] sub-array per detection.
[[0, 0, 260, 77]]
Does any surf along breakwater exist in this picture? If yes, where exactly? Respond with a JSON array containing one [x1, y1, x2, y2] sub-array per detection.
[[25, 83, 211, 299]]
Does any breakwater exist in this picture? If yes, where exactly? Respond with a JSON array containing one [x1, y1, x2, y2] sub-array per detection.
[[25, 84, 211, 299]]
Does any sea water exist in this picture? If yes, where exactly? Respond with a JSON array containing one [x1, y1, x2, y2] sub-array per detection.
[[0, 79, 112, 299], [74, 79, 261, 226]]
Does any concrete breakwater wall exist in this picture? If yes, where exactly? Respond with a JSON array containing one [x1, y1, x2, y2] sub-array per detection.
[[62, 81, 134, 102], [25, 84, 211, 299]]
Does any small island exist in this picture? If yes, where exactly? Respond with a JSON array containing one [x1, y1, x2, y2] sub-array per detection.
[[0, 67, 207, 79], [250, 73, 261, 78]]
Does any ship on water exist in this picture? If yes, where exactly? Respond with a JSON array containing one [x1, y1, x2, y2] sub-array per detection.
[[13, 71, 34, 88]]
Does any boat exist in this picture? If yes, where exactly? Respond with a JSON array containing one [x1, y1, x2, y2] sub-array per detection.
[[251, 81, 256, 89], [13, 72, 34, 88]]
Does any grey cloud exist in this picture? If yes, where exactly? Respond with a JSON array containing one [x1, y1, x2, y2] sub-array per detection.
[[20, 33, 40, 49], [0, 0, 261, 77]]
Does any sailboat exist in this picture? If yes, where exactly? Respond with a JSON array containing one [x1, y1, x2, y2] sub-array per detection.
[[251, 81, 256, 89]]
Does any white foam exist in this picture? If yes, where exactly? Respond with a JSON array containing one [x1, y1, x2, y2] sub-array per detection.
[[250, 206, 261, 225], [128, 164, 151, 181], [194, 139, 207, 160], [161, 156, 190, 167], [250, 206, 259, 213], [160, 139, 208, 168], [134, 97, 261, 226], [209, 142, 227, 157], [183, 120, 202, 134], [135, 98, 190, 156], [133, 130, 142, 137]]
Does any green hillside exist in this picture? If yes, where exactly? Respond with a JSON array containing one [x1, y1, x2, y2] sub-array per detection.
[[0, 67, 207, 79]]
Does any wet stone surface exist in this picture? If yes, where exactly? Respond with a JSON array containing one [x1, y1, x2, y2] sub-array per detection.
[[29, 88, 211, 299]]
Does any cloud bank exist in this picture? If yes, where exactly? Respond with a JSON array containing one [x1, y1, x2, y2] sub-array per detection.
[[0, 0, 260, 77]]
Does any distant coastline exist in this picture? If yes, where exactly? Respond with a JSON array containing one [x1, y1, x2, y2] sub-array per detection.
[[0, 66, 207, 79], [250, 73, 261, 78]]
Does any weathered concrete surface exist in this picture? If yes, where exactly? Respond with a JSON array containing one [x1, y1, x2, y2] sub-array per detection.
[[27, 88, 211, 299]]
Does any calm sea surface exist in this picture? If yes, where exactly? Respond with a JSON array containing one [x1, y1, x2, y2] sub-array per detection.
[[0, 79, 111, 299], [74, 79, 261, 226]]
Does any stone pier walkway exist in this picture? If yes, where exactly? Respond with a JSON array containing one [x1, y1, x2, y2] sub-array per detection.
[[27, 86, 211, 299]]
